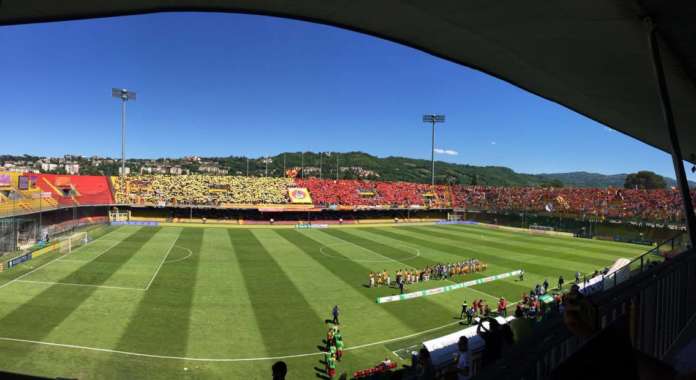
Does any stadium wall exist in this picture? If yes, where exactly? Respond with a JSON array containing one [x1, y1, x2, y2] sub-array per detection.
[[127, 206, 448, 225], [461, 210, 677, 244], [0, 206, 110, 255]]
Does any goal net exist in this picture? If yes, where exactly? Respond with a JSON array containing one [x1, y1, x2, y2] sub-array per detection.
[[109, 210, 129, 222], [447, 208, 467, 221], [58, 231, 89, 254]]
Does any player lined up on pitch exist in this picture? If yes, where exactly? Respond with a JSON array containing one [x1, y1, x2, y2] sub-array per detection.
[[320, 305, 345, 379], [368, 259, 488, 288]]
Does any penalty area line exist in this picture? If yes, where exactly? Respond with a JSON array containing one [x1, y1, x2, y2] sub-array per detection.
[[0, 234, 125, 291], [144, 237, 179, 291], [15, 279, 145, 291], [0, 319, 467, 362]]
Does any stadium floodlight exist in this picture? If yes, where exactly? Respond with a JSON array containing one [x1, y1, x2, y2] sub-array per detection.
[[422, 114, 446, 186], [112, 88, 136, 191]]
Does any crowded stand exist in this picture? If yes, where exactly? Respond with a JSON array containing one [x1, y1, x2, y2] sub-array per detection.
[[452, 185, 692, 222], [112, 175, 294, 206], [296, 178, 451, 208], [1, 172, 695, 223]]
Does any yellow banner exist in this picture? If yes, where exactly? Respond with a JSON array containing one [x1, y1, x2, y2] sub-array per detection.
[[288, 187, 313, 204]]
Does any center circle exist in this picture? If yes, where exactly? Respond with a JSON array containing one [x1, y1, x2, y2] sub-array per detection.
[[319, 242, 420, 262]]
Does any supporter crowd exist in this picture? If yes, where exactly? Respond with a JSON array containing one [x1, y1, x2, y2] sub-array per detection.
[[296, 178, 450, 208], [113, 175, 294, 206], [452, 185, 690, 222], [5, 172, 683, 223]]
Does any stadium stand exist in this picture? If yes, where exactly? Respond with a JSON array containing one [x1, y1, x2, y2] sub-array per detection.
[[451, 185, 691, 222], [0, 172, 692, 223], [296, 178, 451, 208], [0, 172, 58, 217], [34, 174, 114, 207], [112, 175, 294, 206]]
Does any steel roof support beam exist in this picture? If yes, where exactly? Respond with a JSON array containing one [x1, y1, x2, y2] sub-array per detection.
[[647, 18, 696, 247]]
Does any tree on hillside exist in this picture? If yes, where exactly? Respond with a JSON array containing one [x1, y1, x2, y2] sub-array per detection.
[[540, 179, 564, 188], [624, 171, 666, 189]]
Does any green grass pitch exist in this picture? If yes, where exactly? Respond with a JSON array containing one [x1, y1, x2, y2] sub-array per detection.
[[0, 224, 647, 379]]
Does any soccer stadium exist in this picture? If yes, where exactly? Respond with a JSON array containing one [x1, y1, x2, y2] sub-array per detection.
[[2, 3, 696, 380]]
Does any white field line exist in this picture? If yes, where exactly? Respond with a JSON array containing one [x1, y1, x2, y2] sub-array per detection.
[[16, 279, 144, 291], [144, 237, 179, 291], [0, 235, 124, 291], [162, 245, 193, 265], [0, 318, 466, 362], [319, 240, 420, 263]]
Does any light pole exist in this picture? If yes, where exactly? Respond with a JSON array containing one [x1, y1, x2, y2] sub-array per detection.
[[422, 114, 445, 186], [319, 152, 323, 180], [301, 152, 304, 179], [112, 88, 136, 192]]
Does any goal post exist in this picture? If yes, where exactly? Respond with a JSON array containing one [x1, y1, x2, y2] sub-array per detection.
[[109, 210, 130, 222], [58, 231, 88, 254], [447, 208, 467, 221]]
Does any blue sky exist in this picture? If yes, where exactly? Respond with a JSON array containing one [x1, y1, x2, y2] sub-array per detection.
[[0, 12, 687, 178]]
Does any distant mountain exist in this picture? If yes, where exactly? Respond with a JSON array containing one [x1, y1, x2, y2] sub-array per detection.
[[537, 171, 695, 188]]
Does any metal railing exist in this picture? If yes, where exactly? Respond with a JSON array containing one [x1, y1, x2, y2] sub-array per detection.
[[477, 234, 696, 379]]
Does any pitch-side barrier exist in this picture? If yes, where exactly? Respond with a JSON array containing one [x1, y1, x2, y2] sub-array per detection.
[[376, 270, 522, 304]]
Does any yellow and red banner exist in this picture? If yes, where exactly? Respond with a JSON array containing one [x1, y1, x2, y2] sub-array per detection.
[[288, 187, 313, 204]]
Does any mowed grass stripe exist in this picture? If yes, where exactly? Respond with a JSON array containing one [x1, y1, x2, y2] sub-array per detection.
[[0, 226, 130, 288], [373, 227, 583, 300], [257, 230, 413, 347], [427, 225, 633, 265], [229, 229, 324, 355], [59, 227, 161, 285], [321, 229, 441, 269], [0, 227, 158, 344], [403, 226, 611, 271], [186, 228, 267, 357], [376, 226, 582, 280], [275, 230, 457, 332], [411, 226, 615, 268], [453, 224, 645, 256], [353, 228, 490, 281], [350, 228, 533, 301], [110, 227, 196, 357], [319, 229, 518, 321]]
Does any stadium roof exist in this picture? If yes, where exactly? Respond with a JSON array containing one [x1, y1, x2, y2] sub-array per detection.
[[2, 1, 696, 161]]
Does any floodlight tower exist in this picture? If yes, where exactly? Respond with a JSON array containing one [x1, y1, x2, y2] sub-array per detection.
[[422, 114, 445, 186], [112, 88, 136, 191]]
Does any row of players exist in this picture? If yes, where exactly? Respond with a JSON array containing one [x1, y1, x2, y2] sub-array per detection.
[[367, 259, 488, 288]]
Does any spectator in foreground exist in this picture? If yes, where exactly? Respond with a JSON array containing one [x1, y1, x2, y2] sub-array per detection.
[[416, 347, 435, 380], [454, 336, 471, 380], [477, 317, 503, 366], [272, 361, 287, 380]]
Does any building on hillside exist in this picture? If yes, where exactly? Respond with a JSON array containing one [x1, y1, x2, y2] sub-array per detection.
[[64, 163, 80, 175], [198, 166, 228, 175], [39, 163, 58, 171], [170, 166, 188, 175]]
